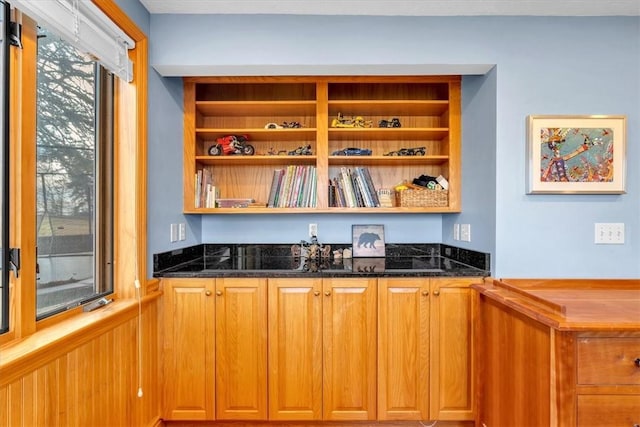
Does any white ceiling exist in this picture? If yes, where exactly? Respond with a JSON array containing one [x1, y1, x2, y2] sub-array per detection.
[[139, 0, 640, 16]]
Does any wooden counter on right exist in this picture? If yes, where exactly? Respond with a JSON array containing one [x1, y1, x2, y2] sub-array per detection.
[[471, 278, 640, 427]]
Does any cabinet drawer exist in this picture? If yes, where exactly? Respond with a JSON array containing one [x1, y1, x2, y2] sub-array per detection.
[[577, 338, 640, 385], [577, 395, 640, 426]]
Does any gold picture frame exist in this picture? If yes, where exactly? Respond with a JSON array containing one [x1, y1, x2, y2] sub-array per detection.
[[526, 115, 626, 194]]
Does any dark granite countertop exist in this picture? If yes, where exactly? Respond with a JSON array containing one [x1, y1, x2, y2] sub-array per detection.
[[154, 243, 490, 278]]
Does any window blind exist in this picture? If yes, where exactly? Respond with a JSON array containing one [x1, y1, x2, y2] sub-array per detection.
[[9, 0, 134, 82]]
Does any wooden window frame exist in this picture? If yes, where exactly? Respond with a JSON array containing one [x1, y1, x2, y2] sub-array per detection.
[[0, 0, 148, 344]]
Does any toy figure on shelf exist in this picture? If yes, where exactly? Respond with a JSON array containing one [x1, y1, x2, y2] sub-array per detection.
[[330, 112, 373, 128], [208, 135, 254, 156]]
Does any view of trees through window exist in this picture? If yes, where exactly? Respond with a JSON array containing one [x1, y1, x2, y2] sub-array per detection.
[[36, 26, 113, 317]]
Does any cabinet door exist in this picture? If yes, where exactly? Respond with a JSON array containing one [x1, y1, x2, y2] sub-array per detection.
[[377, 278, 430, 420], [322, 277, 377, 420], [268, 278, 323, 420], [215, 278, 267, 420], [163, 278, 215, 420], [429, 277, 479, 421]]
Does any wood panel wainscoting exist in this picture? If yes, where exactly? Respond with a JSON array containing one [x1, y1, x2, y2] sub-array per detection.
[[472, 278, 640, 427], [0, 293, 162, 427]]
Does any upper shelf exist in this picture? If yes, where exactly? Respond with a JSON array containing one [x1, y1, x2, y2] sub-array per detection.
[[328, 100, 449, 116], [196, 100, 316, 116]]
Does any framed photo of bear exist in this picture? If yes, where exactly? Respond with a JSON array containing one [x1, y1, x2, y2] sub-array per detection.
[[352, 224, 386, 258]]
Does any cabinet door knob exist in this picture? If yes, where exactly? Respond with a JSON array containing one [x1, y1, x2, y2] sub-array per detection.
[[324, 291, 331, 296], [433, 290, 440, 296], [205, 290, 212, 296], [314, 291, 321, 296], [216, 290, 223, 296], [634, 358, 640, 367], [422, 291, 429, 296]]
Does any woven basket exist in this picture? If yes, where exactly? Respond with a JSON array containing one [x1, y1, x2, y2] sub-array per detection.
[[396, 188, 448, 207]]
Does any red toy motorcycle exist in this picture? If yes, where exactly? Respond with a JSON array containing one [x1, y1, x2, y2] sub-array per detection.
[[208, 135, 254, 156]]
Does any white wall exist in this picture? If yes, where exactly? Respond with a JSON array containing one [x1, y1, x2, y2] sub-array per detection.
[[145, 14, 639, 278]]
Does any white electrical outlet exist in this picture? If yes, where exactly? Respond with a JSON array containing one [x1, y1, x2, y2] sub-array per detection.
[[179, 223, 186, 241], [460, 224, 471, 242], [595, 223, 625, 244], [453, 223, 460, 240], [309, 223, 318, 238], [170, 223, 178, 242]]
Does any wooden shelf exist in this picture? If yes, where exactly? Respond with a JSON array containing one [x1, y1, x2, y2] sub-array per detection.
[[328, 127, 449, 141], [328, 155, 449, 166], [196, 128, 316, 141], [196, 100, 316, 116], [184, 76, 461, 213], [196, 155, 317, 166], [328, 100, 449, 116]]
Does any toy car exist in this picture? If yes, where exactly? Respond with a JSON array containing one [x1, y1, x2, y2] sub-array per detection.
[[378, 118, 401, 128], [281, 121, 303, 128], [208, 135, 255, 156], [288, 144, 313, 155], [384, 147, 426, 156], [332, 147, 373, 156], [330, 113, 373, 128], [265, 121, 304, 129]]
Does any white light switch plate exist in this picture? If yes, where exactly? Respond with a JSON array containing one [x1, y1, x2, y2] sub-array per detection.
[[595, 223, 624, 244]]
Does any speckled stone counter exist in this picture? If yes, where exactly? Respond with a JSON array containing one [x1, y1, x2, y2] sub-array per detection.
[[153, 243, 490, 278]]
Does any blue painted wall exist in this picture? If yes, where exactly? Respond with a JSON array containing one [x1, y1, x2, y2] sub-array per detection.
[[138, 12, 638, 278]]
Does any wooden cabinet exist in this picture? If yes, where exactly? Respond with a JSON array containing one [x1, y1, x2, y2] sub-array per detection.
[[162, 275, 478, 423], [214, 277, 268, 420], [473, 278, 640, 427], [322, 277, 378, 420], [429, 277, 477, 421], [183, 76, 461, 214], [377, 277, 479, 421], [267, 277, 323, 420], [162, 278, 215, 421], [377, 278, 430, 420], [574, 336, 640, 427]]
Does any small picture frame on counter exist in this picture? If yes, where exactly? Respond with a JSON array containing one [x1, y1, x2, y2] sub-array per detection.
[[352, 224, 385, 257]]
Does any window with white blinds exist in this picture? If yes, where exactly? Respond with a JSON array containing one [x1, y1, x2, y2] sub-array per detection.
[[9, 0, 134, 82]]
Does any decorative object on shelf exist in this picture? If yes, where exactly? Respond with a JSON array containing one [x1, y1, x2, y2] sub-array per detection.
[[331, 147, 372, 156], [352, 224, 385, 258], [215, 198, 255, 208], [267, 147, 288, 155], [291, 237, 332, 272], [436, 175, 449, 190], [378, 117, 401, 128], [281, 121, 303, 128], [384, 146, 426, 156], [395, 180, 448, 207], [377, 188, 394, 207], [330, 112, 373, 128], [264, 121, 304, 129], [412, 174, 439, 188], [208, 134, 255, 156], [527, 115, 626, 194], [288, 144, 313, 155]]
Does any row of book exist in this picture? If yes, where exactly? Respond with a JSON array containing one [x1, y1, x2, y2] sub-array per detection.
[[329, 167, 380, 207], [267, 165, 317, 208], [194, 166, 218, 208]]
